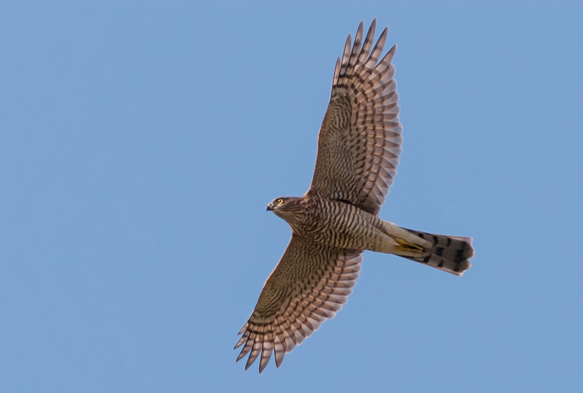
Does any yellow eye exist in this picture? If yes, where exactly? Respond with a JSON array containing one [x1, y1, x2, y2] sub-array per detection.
[[276, 198, 284, 205]]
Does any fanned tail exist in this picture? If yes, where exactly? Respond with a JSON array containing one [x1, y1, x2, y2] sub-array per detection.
[[397, 228, 474, 276]]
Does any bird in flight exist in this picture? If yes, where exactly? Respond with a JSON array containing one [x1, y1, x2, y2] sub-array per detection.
[[235, 19, 474, 373]]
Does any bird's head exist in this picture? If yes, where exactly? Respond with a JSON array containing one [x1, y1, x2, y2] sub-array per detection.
[[266, 196, 303, 222]]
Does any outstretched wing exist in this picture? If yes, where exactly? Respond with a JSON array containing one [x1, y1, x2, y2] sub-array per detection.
[[235, 236, 362, 373], [308, 19, 403, 215]]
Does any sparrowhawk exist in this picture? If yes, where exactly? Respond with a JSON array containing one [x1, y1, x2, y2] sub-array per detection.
[[235, 19, 475, 373]]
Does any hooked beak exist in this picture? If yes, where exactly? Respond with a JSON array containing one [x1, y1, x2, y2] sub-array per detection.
[[266, 203, 274, 211]]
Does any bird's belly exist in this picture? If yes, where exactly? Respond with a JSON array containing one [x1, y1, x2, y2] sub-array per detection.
[[306, 201, 385, 250]]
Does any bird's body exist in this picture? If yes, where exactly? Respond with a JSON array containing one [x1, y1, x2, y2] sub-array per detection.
[[268, 193, 472, 273], [235, 19, 475, 373], [269, 194, 385, 250]]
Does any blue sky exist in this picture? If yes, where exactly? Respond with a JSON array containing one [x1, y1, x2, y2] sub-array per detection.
[[1, 5, 582, 392]]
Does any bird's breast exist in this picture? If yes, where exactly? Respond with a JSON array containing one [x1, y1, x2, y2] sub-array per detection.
[[299, 198, 383, 250]]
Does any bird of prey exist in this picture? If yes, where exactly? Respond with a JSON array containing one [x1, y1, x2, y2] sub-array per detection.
[[235, 19, 474, 373]]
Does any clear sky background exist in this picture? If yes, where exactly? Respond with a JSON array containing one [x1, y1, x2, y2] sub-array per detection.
[[1, 5, 582, 393]]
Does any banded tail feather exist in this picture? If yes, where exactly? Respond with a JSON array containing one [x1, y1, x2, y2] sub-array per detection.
[[398, 228, 474, 276]]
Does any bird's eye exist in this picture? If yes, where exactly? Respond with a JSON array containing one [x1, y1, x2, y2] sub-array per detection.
[[276, 198, 284, 205]]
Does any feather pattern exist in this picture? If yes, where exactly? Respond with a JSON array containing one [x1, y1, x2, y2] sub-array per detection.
[[309, 19, 403, 215], [400, 229, 475, 276], [235, 236, 362, 373]]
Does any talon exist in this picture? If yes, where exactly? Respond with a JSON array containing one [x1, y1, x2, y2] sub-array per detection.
[[395, 238, 425, 253]]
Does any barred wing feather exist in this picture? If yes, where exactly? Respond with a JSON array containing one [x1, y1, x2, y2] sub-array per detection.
[[235, 236, 363, 373], [309, 19, 403, 215]]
